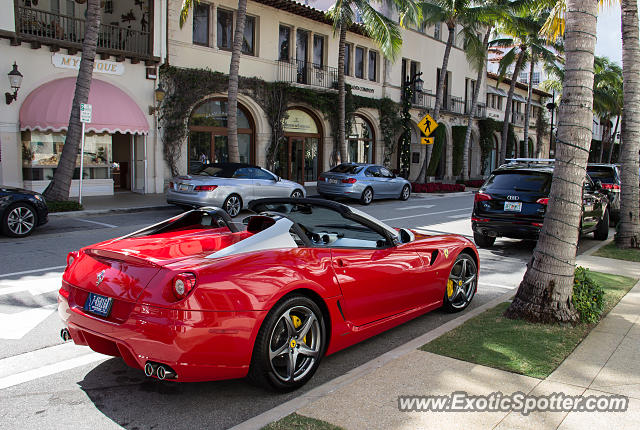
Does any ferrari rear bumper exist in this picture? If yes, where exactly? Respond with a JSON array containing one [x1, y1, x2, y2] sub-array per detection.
[[58, 290, 266, 382]]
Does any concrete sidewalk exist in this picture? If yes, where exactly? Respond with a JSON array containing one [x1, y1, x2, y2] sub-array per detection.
[[290, 255, 640, 430]]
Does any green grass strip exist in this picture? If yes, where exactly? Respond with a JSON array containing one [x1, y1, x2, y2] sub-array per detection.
[[593, 242, 640, 262], [262, 413, 345, 430]]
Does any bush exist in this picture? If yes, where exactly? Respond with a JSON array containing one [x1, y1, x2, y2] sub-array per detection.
[[47, 200, 83, 213], [464, 180, 485, 188], [411, 182, 465, 193], [573, 266, 605, 323]]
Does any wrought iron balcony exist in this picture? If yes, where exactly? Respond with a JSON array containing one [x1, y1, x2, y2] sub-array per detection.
[[277, 59, 338, 90], [16, 6, 151, 58]]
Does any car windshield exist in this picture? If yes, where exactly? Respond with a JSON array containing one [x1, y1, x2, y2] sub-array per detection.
[[587, 167, 617, 184], [193, 166, 234, 178], [484, 172, 551, 193], [330, 164, 363, 174]]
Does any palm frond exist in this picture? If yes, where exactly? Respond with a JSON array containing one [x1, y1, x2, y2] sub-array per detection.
[[354, 0, 403, 60], [179, 0, 198, 28]]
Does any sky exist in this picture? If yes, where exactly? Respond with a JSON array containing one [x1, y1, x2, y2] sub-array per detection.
[[596, 3, 624, 65]]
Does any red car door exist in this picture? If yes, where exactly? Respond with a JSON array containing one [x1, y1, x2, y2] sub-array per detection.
[[330, 247, 425, 327]]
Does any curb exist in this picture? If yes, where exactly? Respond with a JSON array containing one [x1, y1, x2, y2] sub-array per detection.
[[48, 204, 173, 218], [229, 288, 517, 430]]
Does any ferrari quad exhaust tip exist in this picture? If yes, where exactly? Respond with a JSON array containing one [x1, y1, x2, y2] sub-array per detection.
[[144, 362, 177, 380], [60, 328, 71, 342]]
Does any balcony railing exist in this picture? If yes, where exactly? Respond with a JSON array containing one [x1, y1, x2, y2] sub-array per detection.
[[16, 6, 151, 57], [444, 96, 465, 115], [277, 59, 338, 90], [412, 91, 435, 110], [513, 113, 526, 125]]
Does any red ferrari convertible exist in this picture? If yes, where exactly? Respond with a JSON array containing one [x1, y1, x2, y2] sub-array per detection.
[[58, 198, 479, 390]]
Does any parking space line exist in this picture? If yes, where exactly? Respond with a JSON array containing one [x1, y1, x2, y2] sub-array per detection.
[[382, 208, 469, 222], [0, 266, 66, 279], [74, 218, 118, 228], [396, 204, 435, 211]]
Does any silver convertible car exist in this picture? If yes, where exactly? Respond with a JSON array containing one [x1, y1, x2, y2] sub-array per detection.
[[317, 163, 411, 205], [167, 163, 306, 217]]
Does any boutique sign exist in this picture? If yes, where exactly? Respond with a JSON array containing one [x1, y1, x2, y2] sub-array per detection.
[[52, 53, 125, 75]]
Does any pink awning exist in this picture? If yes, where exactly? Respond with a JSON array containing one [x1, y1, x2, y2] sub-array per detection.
[[20, 77, 149, 135]]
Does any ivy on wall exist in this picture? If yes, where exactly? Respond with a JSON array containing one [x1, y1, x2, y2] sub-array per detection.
[[478, 118, 516, 171], [158, 65, 403, 176], [426, 123, 446, 176], [452, 126, 467, 176]]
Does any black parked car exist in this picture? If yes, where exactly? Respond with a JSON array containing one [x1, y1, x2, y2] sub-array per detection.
[[472, 161, 609, 248], [587, 163, 621, 223], [0, 186, 48, 237]]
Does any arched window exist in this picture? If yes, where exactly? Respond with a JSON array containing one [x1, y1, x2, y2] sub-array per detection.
[[277, 108, 323, 183], [348, 115, 375, 163], [187, 99, 254, 172]]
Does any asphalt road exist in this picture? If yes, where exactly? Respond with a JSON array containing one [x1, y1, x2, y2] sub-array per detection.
[[0, 193, 608, 429]]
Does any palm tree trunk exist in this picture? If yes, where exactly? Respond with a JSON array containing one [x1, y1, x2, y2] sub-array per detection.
[[616, 0, 640, 248], [523, 58, 535, 157], [462, 27, 492, 181], [419, 24, 455, 182], [504, 0, 598, 323], [226, 0, 247, 164], [338, 24, 347, 164], [499, 49, 525, 165], [43, 0, 101, 201], [598, 119, 608, 162], [607, 116, 619, 163]]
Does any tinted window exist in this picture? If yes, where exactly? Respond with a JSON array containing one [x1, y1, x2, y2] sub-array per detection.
[[278, 25, 290, 61], [380, 167, 394, 178], [253, 168, 275, 180], [217, 9, 233, 50], [330, 164, 363, 174], [365, 167, 378, 177], [242, 16, 255, 55], [484, 172, 551, 193], [355, 47, 364, 79], [587, 167, 617, 183], [194, 165, 234, 178], [233, 167, 252, 179], [193, 3, 209, 46]]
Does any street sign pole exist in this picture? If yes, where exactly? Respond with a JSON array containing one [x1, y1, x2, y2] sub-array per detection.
[[79, 103, 92, 206], [79, 121, 85, 205]]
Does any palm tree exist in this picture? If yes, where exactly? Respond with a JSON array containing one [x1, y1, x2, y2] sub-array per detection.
[[616, 0, 640, 248], [326, 1, 417, 165], [504, 0, 599, 323], [180, 0, 248, 163], [43, 0, 102, 201], [592, 56, 622, 162]]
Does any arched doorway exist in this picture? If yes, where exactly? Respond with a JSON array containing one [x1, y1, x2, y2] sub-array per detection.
[[348, 115, 375, 163], [483, 135, 499, 176], [187, 99, 255, 172], [277, 108, 322, 183]]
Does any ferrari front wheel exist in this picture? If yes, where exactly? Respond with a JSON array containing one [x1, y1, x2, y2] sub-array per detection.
[[249, 296, 326, 391], [443, 253, 477, 313]]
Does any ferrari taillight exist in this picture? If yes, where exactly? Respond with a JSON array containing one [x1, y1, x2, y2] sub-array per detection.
[[172, 273, 197, 300], [474, 192, 491, 202], [194, 185, 218, 191], [66, 251, 78, 270]]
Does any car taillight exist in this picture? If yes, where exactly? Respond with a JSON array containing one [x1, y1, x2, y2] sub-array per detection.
[[318, 176, 326, 182], [602, 183, 620, 190], [536, 198, 549, 205], [169, 181, 174, 189], [59, 284, 70, 300], [194, 185, 218, 191], [471, 217, 489, 223], [66, 251, 78, 270], [342, 178, 357, 184], [172, 273, 197, 300], [532, 222, 543, 227], [474, 192, 491, 202]]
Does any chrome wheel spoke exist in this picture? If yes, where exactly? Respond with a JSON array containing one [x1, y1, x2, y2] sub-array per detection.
[[298, 343, 319, 359], [285, 350, 297, 381], [269, 342, 289, 361], [297, 314, 317, 339]]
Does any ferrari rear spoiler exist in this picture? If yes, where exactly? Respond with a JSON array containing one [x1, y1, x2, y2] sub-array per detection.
[[85, 248, 162, 268]]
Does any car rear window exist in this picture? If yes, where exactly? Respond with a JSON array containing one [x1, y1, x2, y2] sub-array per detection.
[[587, 167, 617, 183], [484, 172, 551, 193], [194, 166, 234, 178], [330, 164, 363, 174]]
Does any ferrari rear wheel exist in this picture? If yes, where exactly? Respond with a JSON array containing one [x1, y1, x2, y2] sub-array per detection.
[[248, 295, 326, 391], [443, 253, 477, 313]]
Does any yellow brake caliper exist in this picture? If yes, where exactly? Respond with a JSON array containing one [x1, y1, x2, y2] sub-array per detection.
[[447, 279, 454, 298], [291, 315, 308, 345]]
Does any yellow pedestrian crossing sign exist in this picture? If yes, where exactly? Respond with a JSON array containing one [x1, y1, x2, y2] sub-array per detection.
[[418, 114, 438, 137], [421, 137, 434, 145]]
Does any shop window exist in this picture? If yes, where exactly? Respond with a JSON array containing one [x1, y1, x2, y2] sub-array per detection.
[[368, 51, 377, 82], [279, 25, 291, 61], [355, 47, 364, 79], [348, 115, 375, 163], [217, 9, 233, 50], [193, 3, 210, 46], [242, 16, 255, 55]]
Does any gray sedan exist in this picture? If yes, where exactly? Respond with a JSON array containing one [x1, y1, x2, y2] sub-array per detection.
[[317, 163, 411, 205], [167, 163, 306, 216]]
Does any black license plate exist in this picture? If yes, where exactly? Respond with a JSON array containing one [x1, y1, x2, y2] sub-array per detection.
[[84, 292, 113, 317]]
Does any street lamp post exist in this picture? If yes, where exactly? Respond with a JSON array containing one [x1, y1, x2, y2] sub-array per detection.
[[400, 72, 423, 179]]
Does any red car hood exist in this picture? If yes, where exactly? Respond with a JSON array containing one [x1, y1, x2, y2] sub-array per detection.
[[63, 228, 251, 302]]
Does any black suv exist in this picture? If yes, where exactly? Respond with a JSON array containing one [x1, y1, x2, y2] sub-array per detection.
[[587, 163, 621, 223], [472, 161, 610, 247]]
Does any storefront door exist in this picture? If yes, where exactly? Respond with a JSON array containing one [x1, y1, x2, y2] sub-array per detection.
[[132, 135, 146, 193]]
